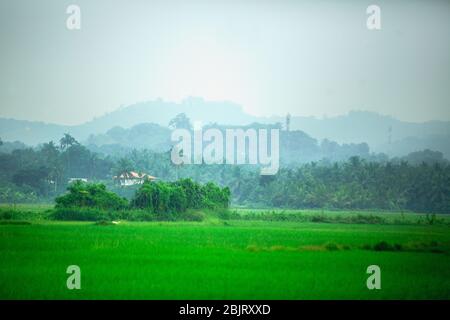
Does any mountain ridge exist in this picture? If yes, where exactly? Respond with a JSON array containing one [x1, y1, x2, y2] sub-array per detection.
[[1, 98, 449, 158]]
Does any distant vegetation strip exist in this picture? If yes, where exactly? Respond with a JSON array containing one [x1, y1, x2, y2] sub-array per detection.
[[47, 178, 230, 221], [0, 137, 449, 214], [1, 205, 449, 227], [221, 209, 450, 226]]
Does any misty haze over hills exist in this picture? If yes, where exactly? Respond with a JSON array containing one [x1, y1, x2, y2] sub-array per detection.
[[1, 97, 449, 158]]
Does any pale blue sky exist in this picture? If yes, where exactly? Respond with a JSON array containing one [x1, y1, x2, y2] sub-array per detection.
[[0, 0, 449, 124]]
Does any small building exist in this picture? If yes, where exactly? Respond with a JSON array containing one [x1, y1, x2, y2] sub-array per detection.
[[113, 171, 156, 186], [68, 178, 88, 183]]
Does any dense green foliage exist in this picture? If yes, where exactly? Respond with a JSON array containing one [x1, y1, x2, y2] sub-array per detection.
[[48, 179, 229, 221], [233, 157, 450, 213], [0, 131, 449, 213], [116, 150, 449, 213], [48, 207, 206, 222], [55, 181, 128, 211], [130, 178, 230, 213], [51, 207, 119, 221], [0, 135, 113, 202], [223, 209, 449, 226], [131, 181, 187, 213]]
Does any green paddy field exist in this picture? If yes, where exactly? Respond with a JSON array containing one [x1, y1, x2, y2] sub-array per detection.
[[0, 205, 449, 299]]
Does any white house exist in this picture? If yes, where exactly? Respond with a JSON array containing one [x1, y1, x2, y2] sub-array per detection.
[[113, 171, 156, 186], [68, 178, 88, 183]]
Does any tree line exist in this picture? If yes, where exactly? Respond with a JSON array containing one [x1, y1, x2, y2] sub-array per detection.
[[230, 157, 450, 213], [52, 178, 230, 221], [0, 134, 114, 202], [108, 148, 450, 213], [0, 133, 449, 213]]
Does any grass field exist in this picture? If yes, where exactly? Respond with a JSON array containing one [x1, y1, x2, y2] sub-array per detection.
[[0, 205, 449, 299]]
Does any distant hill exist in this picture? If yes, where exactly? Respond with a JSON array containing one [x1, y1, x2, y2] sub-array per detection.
[[1, 98, 449, 158], [86, 123, 171, 153], [0, 118, 68, 146], [84, 121, 373, 164], [0, 97, 254, 145], [282, 111, 450, 157]]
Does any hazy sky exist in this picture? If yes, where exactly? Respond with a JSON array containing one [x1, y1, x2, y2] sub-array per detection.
[[0, 0, 449, 125]]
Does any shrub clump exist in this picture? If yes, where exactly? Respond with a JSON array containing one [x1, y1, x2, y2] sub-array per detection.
[[0, 220, 32, 225], [372, 241, 403, 251], [55, 181, 128, 211], [51, 208, 120, 221], [130, 181, 187, 213], [179, 210, 205, 222], [324, 242, 340, 251], [49, 179, 229, 221], [0, 207, 50, 221], [94, 220, 116, 226], [348, 214, 386, 224], [364, 240, 446, 254], [130, 178, 230, 214]]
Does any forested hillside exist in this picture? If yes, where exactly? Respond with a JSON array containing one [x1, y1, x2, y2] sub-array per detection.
[[1, 99, 449, 158]]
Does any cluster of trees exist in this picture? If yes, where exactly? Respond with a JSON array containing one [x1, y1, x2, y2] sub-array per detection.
[[53, 178, 230, 220], [55, 181, 128, 210], [1, 126, 449, 213], [106, 148, 449, 213], [230, 157, 450, 213], [0, 134, 114, 202], [131, 178, 230, 213]]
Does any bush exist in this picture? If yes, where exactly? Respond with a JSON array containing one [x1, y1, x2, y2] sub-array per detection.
[[311, 214, 329, 223], [130, 179, 230, 214], [217, 209, 239, 220], [349, 214, 385, 224], [175, 178, 204, 209], [426, 213, 436, 225], [201, 182, 231, 209], [324, 242, 339, 251], [0, 209, 13, 220], [373, 241, 392, 251], [50, 208, 184, 222], [95, 220, 116, 226], [179, 210, 205, 222], [363, 241, 446, 254], [176, 179, 230, 209], [0, 220, 32, 225], [372, 241, 402, 251], [130, 181, 188, 213], [55, 181, 128, 210], [0, 207, 50, 220], [50, 208, 113, 221], [48, 179, 230, 221]]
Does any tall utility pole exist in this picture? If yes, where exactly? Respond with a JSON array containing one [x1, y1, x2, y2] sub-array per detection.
[[286, 113, 291, 132]]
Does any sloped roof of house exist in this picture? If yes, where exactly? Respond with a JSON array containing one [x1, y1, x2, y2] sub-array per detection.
[[114, 171, 156, 180]]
